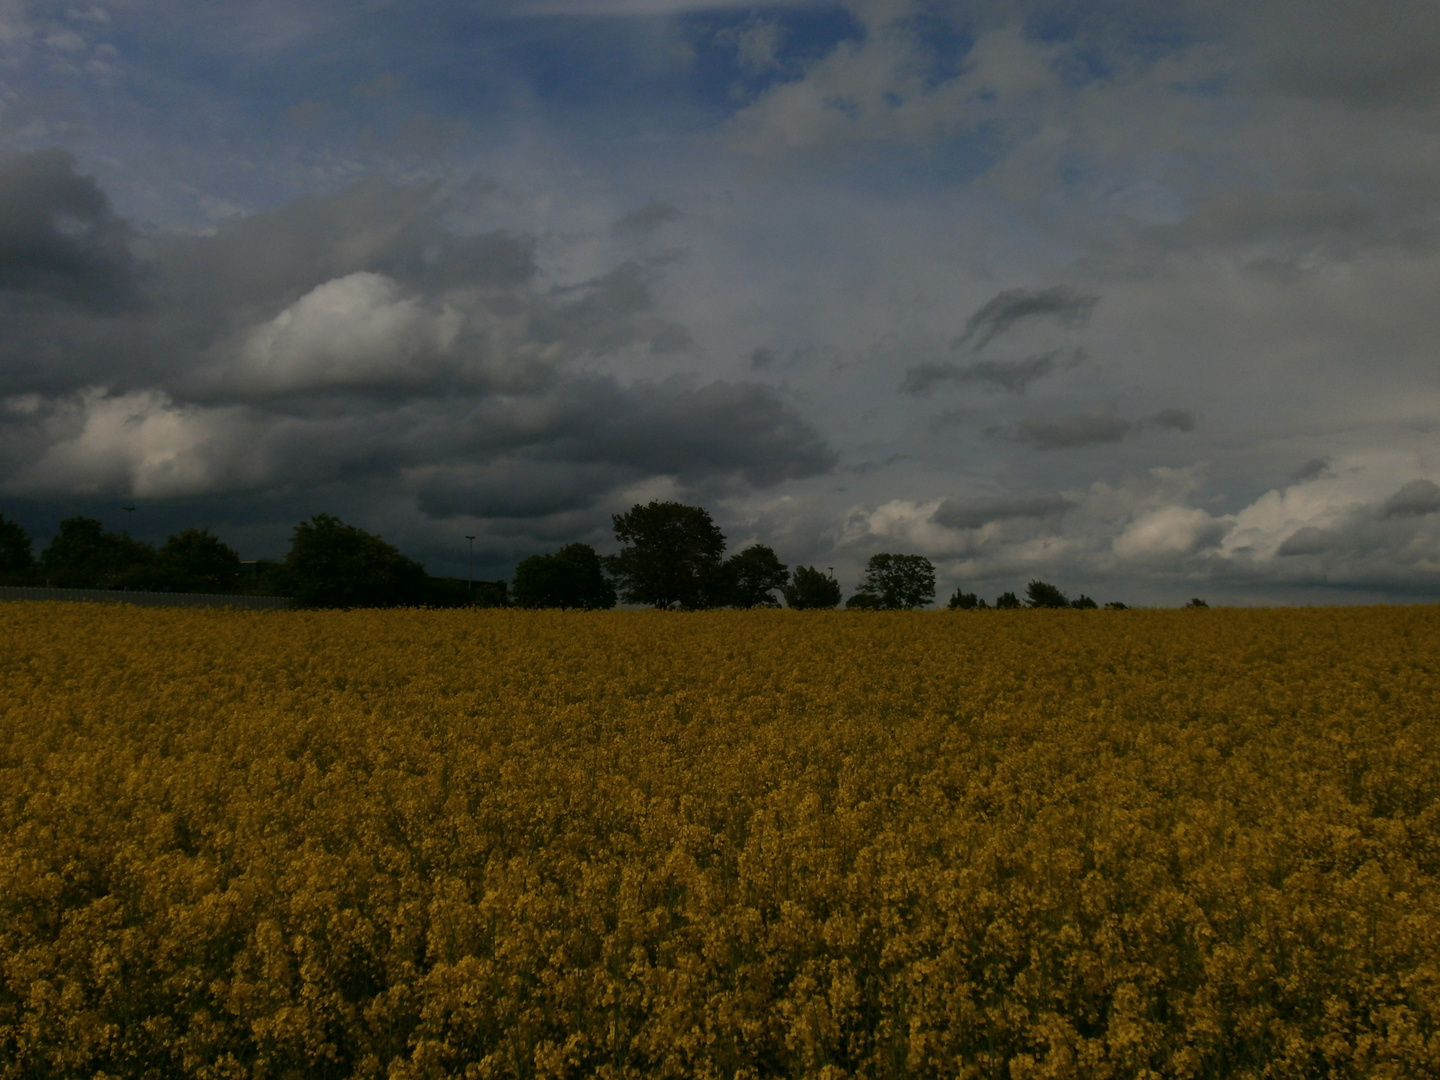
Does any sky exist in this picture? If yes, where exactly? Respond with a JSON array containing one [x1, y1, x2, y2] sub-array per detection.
[[2, 0, 1439, 605]]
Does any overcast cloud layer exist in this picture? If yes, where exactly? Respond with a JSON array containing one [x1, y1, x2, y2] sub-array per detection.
[[2, 0, 1439, 604]]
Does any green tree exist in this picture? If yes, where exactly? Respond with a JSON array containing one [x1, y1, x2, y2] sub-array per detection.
[[783, 565, 842, 610], [606, 501, 726, 609], [0, 514, 35, 583], [1026, 579, 1070, 609], [157, 528, 242, 593], [948, 589, 986, 610], [1070, 594, 1098, 610], [850, 553, 936, 610], [995, 591, 1022, 609], [722, 545, 788, 608], [512, 543, 617, 610], [1187, 597, 1210, 608], [40, 517, 155, 588], [280, 514, 428, 608]]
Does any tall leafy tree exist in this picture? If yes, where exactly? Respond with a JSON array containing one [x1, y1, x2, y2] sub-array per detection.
[[40, 517, 155, 588], [157, 528, 242, 593], [281, 514, 428, 608], [512, 543, 617, 610], [722, 545, 788, 608], [1025, 579, 1070, 609], [0, 513, 35, 583], [849, 553, 936, 610], [782, 565, 842, 610], [606, 501, 726, 609]]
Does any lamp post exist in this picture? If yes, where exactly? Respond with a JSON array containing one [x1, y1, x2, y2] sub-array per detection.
[[465, 535, 475, 601]]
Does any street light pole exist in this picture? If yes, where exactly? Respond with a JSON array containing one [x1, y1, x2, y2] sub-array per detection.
[[465, 535, 475, 601]]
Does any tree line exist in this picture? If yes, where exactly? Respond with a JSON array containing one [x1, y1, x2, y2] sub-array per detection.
[[0, 501, 1138, 610], [0, 513, 503, 609]]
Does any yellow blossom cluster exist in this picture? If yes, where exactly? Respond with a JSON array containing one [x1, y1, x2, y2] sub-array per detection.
[[2, 602, 1438, 1079]]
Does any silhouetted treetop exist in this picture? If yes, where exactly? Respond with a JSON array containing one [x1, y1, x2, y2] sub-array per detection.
[[606, 501, 726, 609], [513, 543, 616, 610]]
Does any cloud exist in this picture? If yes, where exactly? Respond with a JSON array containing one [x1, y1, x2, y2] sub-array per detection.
[[225, 272, 463, 394], [1111, 506, 1227, 563], [902, 349, 1076, 395], [3, 388, 257, 499], [509, 0, 810, 15], [1291, 457, 1333, 482], [1246, 0, 1440, 108], [1150, 408, 1196, 432], [1275, 525, 1332, 557], [0, 149, 139, 313], [1002, 406, 1131, 449], [0, 166, 835, 556], [980, 405, 1196, 447], [1, 375, 835, 506], [931, 491, 1073, 530], [1380, 479, 1440, 519], [612, 203, 681, 234], [954, 287, 1101, 353]]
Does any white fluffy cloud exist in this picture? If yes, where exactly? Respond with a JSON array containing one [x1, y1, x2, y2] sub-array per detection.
[[3, 388, 258, 498], [227, 273, 463, 393], [835, 449, 1440, 601]]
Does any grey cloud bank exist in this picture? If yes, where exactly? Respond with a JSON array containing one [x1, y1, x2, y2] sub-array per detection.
[[1, 0, 1439, 603]]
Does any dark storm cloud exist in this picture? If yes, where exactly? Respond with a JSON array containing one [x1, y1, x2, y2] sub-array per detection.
[[1292, 457, 1333, 482], [902, 349, 1075, 395], [1150, 409, 1196, 432], [540, 260, 692, 356], [1380, 479, 1440, 519], [612, 203, 681, 234], [931, 491, 1073, 531], [1276, 526, 1333, 557], [0, 163, 835, 527], [1272, 480, 1440, 564], [534, 377, 837, 488], [415, 460, 629, 520], [952, 287, 1099, 354], [982, 405, 1197, 448], [0, 172, 694, 402], [1251, 0, 1440, 107], [0, 149, 140, 314], [1000, 407, 1131, 449]]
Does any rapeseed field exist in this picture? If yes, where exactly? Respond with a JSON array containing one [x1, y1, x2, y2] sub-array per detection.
[[1, 602, 1437, 1079]]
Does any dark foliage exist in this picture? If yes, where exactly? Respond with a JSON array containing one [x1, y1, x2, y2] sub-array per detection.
[[948, 590, 986, 610], [0, 513, 35, 583], [721, 545, 788, 608], [420, 576, 509, 608], [1025, 579, 1070, 609], [513, 543, 616, 610], [783, 565, 842, 610], [995, 591, 1022, 609], [1187, 597, 1210, 608], [280, 514, 428, 608], [39, 517, 156, 589], [850, 553, 937, 610], [1070, 594, 1098, 610], [1105, 601, 1129, 610], [606, 501, 726, 609], [844, 591, 884, 610], [156, 529, 242, 593]]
